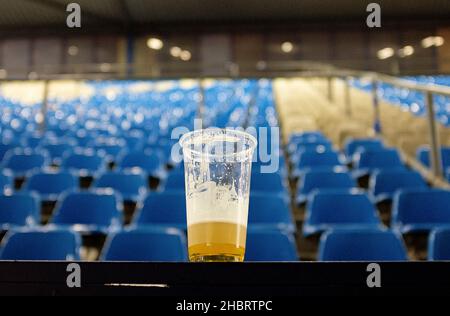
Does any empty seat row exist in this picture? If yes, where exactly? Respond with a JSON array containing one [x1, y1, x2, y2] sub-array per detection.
[[321, 226, 450, 261], [297, 168, 427, 205], [134, 191, 295, 233], [292, 147, 405, 180], [0, 148, 166, 179], [0, 227, 298, 262], [2, 130, 175, 160], [2, 146, 290, 192], [0, 190, 295, 233], [417, 146, 450, 170], [392, 189, 450, 233], [3, 209, 450, 262], [6, 170, 147, 203], [352, 148, 405, 178], [288, 133, 450, 261], [297, 170, 356, 204], [164, 166, 289, 196], [292, 150, 343, 177], [319, 229, 408, 261], [344, 138, 385, 159], [0, 148, 50, 178], [42, 138, 171, 166], [290, 133, 419, 205], [0, 192, 40, 230], [287, 131, 328, 154], [302, 188, 450, 237], [369, 169, 427, 203], [303, 189, 383, 236]]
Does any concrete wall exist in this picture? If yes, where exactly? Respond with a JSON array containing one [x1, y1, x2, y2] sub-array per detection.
[[200, 34, 232, 76], [438, 27, 450, 73], [0, 28, 449, 78]]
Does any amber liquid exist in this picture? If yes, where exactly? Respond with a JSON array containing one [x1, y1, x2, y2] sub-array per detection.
[[188, 221, 247, 262]]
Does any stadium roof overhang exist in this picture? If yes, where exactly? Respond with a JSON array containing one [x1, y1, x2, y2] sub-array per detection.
[[0, 0, 449, 35]]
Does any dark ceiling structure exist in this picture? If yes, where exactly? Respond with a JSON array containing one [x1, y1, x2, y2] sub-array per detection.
[[0, 0, 449, 35]]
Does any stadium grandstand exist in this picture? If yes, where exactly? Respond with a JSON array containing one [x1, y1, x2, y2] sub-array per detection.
[[0, 0, 450, 298]]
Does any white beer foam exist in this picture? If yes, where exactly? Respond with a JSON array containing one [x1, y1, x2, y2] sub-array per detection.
[[186, 181, 249, 226]]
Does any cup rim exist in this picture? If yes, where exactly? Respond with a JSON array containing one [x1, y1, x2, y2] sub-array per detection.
[[179, 128, 257, 160]]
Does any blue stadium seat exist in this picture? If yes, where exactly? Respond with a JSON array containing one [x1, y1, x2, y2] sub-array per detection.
[[164, 170, 185, 191], [245, 230, 298, 261], [303, 189, 383, 236], [289, 131, 325, 141], [0, 142, 18, 162], [290, 142, 334, 165], [294, 142, 333, 152], [61, 149, 105, 177], [1, 148, 49, 177], [93, 171, 147, 202], [392, 189, 450, 233], [51, 189, 122, 233], [297, 170, 356, 204], [20, 132, 47, 149], [0, 129, 16, 143], [0, 171, 13, 193], [20, 134, 44, 149], [122, 134, 145, 151], [289, 140, 333, 156], [118, 151, 163, 177], [369, 169, 427, 203], [417, 146, 450, 169], [295, 150, 342, 175], [93, 139, 127, 163], [344, 138, 384, 158], [133, 191, 186, 230], [144, 142, 175, 162], [22, 171, 77, 201], [250, 171, 286, 195], [248, 194, 295, 233], [318, 229, 408, 261], [0, 229, 81, 261], [42, 142, 74, 165], [101, 227, 188, 262], [288, 132, 327, 153], [0, 193, 40, 230], [302, 164, 349, 174], [428, 228, 450, 261], [72, 130, 95, 147], [352, 148, 404, 178], [47, 126, 70, 138]]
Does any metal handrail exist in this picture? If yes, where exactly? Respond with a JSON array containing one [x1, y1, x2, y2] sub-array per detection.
[[372, 73, 450, 97], [2, 65, 449, 95], [362, 72, 449, 178]]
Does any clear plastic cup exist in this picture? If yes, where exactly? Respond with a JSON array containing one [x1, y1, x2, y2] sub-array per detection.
[[179, 128, 257, 262]]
